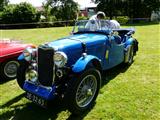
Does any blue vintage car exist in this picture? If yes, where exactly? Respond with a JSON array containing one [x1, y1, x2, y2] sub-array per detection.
[[17, 20, 138, 114]]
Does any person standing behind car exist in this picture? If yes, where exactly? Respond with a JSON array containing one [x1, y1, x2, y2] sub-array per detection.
[[86, 11, 120, 30], [85, 11, 106, 31], [89, 11, 106, 21], [90, 11, 120, 29], [108, 20, 120, 29]]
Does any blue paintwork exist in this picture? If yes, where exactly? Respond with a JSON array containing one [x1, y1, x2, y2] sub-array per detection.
[[124, 38, 135, 47], [46, 31, 135, 71], [103, 36, 125, 69], [48, 33, 107, 67], [18, 54, 24, 60], [72, 55, 101, 73], [19, 27, 137, 102], [23, 82, 56, 100]]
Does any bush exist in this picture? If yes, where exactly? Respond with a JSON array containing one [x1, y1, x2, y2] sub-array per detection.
[[113, 16, 129, 24], [0, 12, 3, 23], [78, 16, 88, 20], [1, 4, 15, 24], [1, 2, 40, 24]]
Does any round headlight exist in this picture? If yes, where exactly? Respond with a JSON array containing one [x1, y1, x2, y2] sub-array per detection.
[[23, 47, 33, 62], [54, 52, 67, 68], [25, 69, 38, 82]]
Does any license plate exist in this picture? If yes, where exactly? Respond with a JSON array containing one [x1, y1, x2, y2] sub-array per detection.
[[26, 92, 47, 107]]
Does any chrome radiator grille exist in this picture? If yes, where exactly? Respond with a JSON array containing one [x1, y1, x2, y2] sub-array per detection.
[[38, 45, 54, 86]]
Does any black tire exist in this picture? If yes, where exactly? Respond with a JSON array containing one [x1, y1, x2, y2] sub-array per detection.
[[133, 39, 138, 55], [0, 59, 19, 81], [65, 68, 101, 114], [128, 45, 134, 65], [17, 60, 29, 89]]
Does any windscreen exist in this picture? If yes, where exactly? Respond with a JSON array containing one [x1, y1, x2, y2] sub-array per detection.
[[72, 20, 112, 33]]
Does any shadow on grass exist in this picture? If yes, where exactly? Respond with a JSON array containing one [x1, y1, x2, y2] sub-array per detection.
[[1, 93, 25, 108], [1, 103, 63, 120], [101, 63, 131, 88], [1, 99, 95, 120], [1, 97, 67, 120], [0, 78, 14, 84], [0, 63, 131, 120]]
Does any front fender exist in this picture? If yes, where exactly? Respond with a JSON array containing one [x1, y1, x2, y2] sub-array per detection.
[[72, 55, 101, 73], [125, 37, 138, 54], [18, 54, 25, 61], [125, 38, 135, 47]]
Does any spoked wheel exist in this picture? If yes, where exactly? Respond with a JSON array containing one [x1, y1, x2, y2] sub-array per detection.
[[65, 68, 101, 114], [0, 60, 19, 80], [76, 75, 97, 108]]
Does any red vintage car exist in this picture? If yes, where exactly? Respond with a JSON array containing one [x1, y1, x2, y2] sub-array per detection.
[[0, 39, 34, 80]]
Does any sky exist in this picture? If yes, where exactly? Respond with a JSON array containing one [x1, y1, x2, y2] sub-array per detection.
[[9, 0, 96, 7]]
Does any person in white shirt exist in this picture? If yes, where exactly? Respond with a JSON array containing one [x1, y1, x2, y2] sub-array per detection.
[[89, 11, 106, 21], [86, 11, 120, 30], [85, 11, 106, 31], [108, 20, 120, 29]]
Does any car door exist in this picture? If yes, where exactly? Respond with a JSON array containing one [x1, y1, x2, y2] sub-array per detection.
[[103, 35, 124, 70]]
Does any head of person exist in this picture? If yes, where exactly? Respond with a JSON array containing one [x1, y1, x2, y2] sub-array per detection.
[[96, 11, 106, 20]]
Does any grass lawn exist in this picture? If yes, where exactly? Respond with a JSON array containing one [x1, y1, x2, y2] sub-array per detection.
[[0, 23, 160, 120]]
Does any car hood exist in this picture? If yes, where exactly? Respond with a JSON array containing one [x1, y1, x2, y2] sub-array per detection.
[[48, 33, 108, 51], [47, 33, 108, 66], [0, 43, 32, 57]]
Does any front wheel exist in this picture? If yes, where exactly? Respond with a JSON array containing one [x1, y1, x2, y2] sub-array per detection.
[[65, 68, 101, 114]]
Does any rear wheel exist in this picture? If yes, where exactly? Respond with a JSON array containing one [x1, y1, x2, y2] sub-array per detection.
[[128, 45, 134, 64], [0, 60, 19, 80], [65, 68, 101, 114]]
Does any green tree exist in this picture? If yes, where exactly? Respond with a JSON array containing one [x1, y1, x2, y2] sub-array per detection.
[[95, 0, 160, 19], [0, 0, 9, 11], [42, 0, 52, 21], [95, 0, 122, 19], [1, 4, 15, 23], [124, 0, 145, 18], [43, 0, 79, 21], [1, 2, 40, 24], [13, 2, 40, 23], [143, 0, 160, 17], [123, 0, 160, 18]]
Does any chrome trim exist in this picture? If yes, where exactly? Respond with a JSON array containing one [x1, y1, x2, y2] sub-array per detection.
[[56, 69, 63, 78], [54, 51, 68, 68], [52, 62, 55, 84], [4, 60, 19, 78], [76, 75, 97, 108]]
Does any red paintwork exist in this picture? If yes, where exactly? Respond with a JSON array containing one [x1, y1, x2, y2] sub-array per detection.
[[0, 41, 34, 63]]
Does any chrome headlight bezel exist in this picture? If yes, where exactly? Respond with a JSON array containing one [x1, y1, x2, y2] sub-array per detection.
[[25, 69, 38, 82], [54, 51, 67, 68], [23, 47, 36, 62]]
